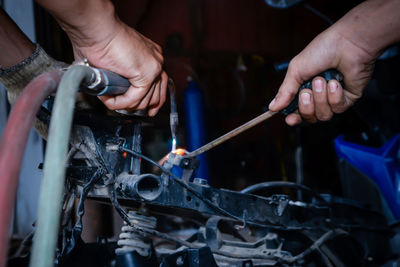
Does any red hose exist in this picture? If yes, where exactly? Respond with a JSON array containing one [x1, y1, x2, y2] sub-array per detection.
[[0, 70, 63, 266]]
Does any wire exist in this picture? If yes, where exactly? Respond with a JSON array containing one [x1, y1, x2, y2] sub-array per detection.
[[74, 168, 104, 233], [240, 181, 328, 204], [285, 229, 347, 264], [8, 230, 35, 259]]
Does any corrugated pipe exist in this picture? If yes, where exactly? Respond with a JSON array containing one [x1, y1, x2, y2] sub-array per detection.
[[0, 70, 63, 267], [29, 65, 94, 267]]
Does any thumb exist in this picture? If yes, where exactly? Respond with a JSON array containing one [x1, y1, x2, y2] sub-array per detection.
[[269, 63, 304, 112]]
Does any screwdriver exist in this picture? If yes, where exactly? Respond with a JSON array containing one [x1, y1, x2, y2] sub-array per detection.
[[186, 69, 344, 158]]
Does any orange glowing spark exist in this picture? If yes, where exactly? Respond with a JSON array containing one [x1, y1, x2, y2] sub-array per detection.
[[173, 148, 186, 156]]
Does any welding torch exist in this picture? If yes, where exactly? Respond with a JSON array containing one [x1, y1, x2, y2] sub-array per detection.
[[78, 64, 179, 153]]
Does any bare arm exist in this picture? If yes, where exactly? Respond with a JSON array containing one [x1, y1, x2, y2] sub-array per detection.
[[269, 0, 400, 125], [36, 0, 168, 116], [0, 8, 34, 68]]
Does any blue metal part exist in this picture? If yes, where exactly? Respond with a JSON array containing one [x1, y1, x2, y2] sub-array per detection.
[[183, 79, 210, 181], [334, 134, 400, 218]]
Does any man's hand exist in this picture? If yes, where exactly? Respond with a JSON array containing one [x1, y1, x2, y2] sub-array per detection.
[[268, 0, 400, 125], [268, 26, 374, 125], [72, 22, 168, 116], [36, 0, 168, 116]]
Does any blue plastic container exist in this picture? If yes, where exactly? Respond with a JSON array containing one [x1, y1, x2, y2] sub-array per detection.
[[334, 134, 400, 218], [183, 79, 210, 181]]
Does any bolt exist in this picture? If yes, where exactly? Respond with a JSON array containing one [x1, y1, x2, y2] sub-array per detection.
[[193, 178, 208, 186], [176, 256, 184, 266], [181, 158, 190, 167]]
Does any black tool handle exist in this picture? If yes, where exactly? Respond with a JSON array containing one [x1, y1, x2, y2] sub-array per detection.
[[281, 69, 344, 115], [80, 67, 131, 96], [97, 69, 131, 95], [94, 68, 131, 96]]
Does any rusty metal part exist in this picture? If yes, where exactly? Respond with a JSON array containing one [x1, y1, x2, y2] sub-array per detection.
[[187, 110, 278, 157]]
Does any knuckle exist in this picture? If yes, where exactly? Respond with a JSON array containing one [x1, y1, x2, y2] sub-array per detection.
[[331, 105, 346, 114], [137, 100, 150, 110], [329, 97, 341, 106], [150, 60, 162, 75], [154, 43, 162, 52], [150, 96, 160, 106], [287, 57, 300, 76], [104, 103, 118, 111], [317, 113, 332, 121]]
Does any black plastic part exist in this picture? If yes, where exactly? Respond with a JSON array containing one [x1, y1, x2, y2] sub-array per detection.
[[160, 246, 218, 267], [56, 237, 117, 267], [95, 69, 131, 96], [281, 69, 344, 115], [79, 67, 130, 96], [116, 249, 158, 267]]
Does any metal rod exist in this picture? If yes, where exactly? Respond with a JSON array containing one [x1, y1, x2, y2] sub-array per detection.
[[187, 110, 278, 157], [130, 122, 142, 174]]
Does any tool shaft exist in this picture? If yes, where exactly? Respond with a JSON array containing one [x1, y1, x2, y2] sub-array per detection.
[[188, 110, 278, 157]]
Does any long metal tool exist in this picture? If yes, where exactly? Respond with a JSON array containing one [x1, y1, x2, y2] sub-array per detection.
[[187, 69, 344, 158], [187, 110, 278, 157]]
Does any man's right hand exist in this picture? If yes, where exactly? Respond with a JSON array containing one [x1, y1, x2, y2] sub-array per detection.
[[71, 20, 168, 117], [36, 0, 168, 116], [268, 25, 375, 125], [268, 0, 400, 125]]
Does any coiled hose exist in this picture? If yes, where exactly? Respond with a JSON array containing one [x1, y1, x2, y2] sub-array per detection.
[[0, 70, 63, 267], [29, 66, 93, 267]]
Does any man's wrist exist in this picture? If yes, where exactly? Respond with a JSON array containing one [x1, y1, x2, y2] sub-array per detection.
[[37, 0, 120, 48], [0, 9, 35, 68], [335, 0, 400, 58], [63, 2, 120, 49]]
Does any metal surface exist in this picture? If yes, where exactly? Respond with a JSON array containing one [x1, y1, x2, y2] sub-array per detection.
[[187, 110, 277, 157]]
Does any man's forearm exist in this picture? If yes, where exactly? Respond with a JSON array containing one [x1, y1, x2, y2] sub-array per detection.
[[335, 0, 400, 58], [0, 8, 35, 68], [35, 0, 119, 47]]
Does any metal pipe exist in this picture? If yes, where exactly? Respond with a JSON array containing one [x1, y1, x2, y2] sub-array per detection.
[[168, 79, 178, 151], [29, 66, 93, 267], [187, 110, 277, 157], [240, 181, 327, 203], [0, 70, 63, 267]]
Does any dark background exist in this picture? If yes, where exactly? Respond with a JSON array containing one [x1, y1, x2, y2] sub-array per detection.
[[33, 0, 400, 199]]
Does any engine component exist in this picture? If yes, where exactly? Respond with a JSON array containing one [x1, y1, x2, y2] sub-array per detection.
[[4, 67, 399, 267], [116, 211, 157, 257]]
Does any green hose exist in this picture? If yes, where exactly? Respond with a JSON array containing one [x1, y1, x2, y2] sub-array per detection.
[[30, 66, 94, 267]]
